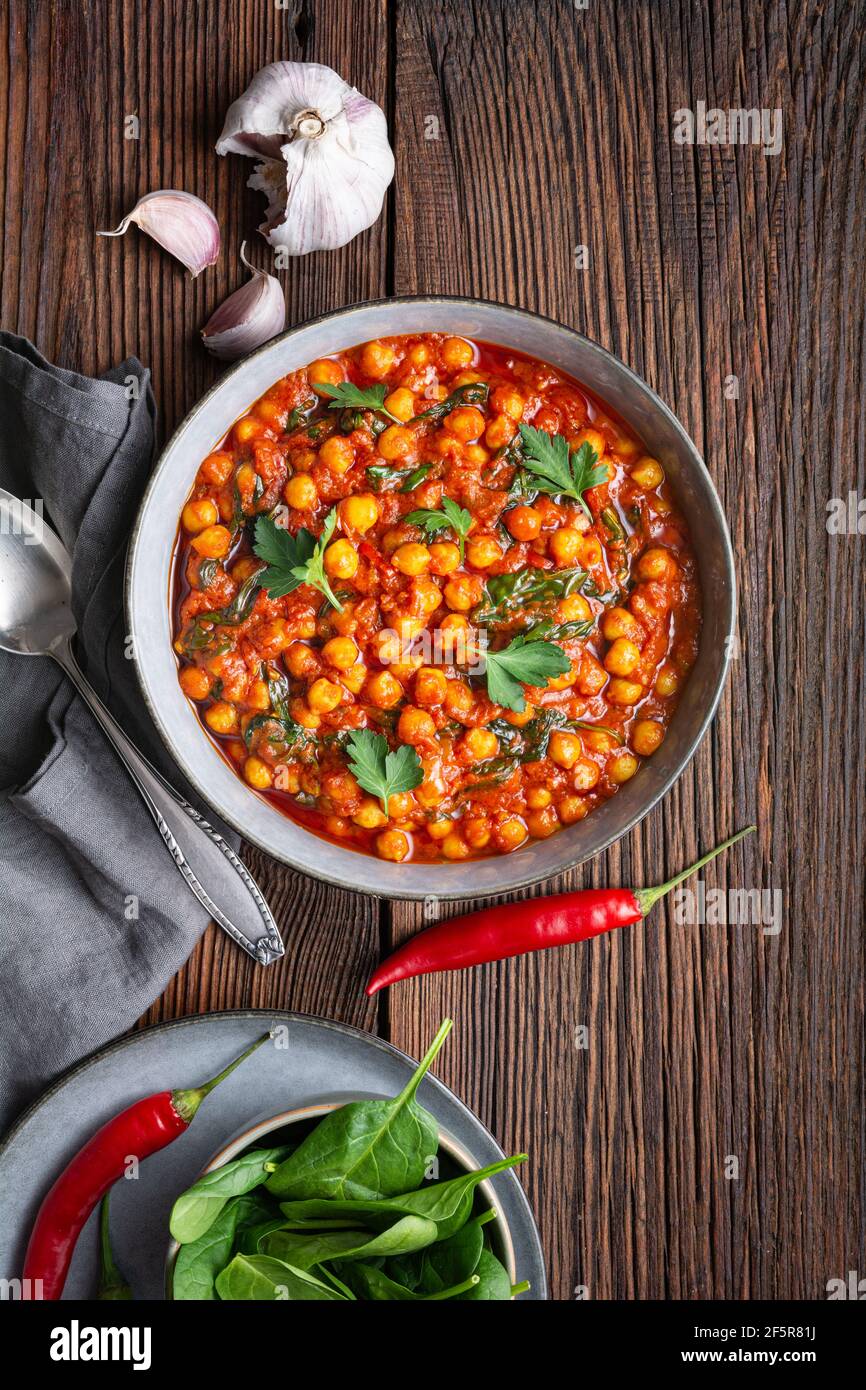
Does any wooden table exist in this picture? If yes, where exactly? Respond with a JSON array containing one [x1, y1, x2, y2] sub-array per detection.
[[4, 0, 863, 1300]]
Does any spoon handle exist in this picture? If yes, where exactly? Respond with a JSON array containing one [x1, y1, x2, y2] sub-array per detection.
[[52, 642, 285, 966]]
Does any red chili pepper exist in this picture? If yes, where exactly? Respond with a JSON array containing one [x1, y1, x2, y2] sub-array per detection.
[[366, 827, 756, 995], [22, 1032, 269, 1300]]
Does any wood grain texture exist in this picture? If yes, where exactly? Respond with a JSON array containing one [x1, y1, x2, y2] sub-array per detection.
[[1, 0, 863, 1301]]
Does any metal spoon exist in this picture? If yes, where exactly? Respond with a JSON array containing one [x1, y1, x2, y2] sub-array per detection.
[[0, 489, 284, 966]]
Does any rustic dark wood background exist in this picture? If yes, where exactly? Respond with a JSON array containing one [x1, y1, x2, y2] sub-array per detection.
[[2, 0, 863, 1300]]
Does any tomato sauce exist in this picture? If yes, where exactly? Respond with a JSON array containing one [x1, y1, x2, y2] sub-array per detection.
[[171, 333, 701, 863]]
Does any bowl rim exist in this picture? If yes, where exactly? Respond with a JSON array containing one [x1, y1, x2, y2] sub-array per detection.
[[126, 293, 736, 899], [165, 1098, 519, 1299]]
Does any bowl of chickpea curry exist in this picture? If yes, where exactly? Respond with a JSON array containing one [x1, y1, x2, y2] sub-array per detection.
[[128, 298, 735, 899]]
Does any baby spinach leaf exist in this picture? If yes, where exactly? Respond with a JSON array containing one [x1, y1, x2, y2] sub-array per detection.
[[409, 381, 489, 424], [414, 1209, 491, 1292], [172, 1191, 276, 1301], [170, 1145, 293, 1245], [265, 1020, 453, 1201], [215, 1254, 347, 1301], [343, 1262, 479, 1301], [473, 566, 587, 627], [261, 1214, 438, 1269], [456, 1246, 514, 1300]]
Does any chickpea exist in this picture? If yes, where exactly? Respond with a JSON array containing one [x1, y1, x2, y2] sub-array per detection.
[[353, 797, 388, 830], [234, 417, 265, 446], [299, 765, 321, 797], [415, 775, 446, 808], [323, 539, 359, 580], [655, 663, 680, 697], [601, 607, 644, 643], [322, 770, 361, 804], [392, 542, 431, 576], [496, 817, 528, 853], [198, 452, 234, 487], [275, 764, 301, 794], [324, 815, 352, 838], [309, 358, 344, 389], [179, 666, 212, 701], [285, 642, 319, 679], [558, 795, 589, 824], [291, 448, 317, 473], [580, 729, 615, 754], [361, 341, 397, 379], [398, 706, 436, 745], [440, 337, 474, 370], [442, 832, 471, 860], [550, 527, 584, 565], [384, 387, 416, 422], [608, 751, 639, 783], [576, 654, 608, 696], [191, 525, 231, 559], [427, 818, 453, 841], [284, 474, 318, 510], [604, 637, 641, 677], [572, 759, 601, 791], [574, 427, 606, 457], [409, 343, 430, 368], [182, 498, 219, 533], [506, 505, 542, 541], [227, 740, 247, 763], [464, 444, 490, 465], [484, 414, 517, 450], [490, 385, 525, 421], [557, 592, 592, 623], [630, 457, 664, 489], [443, 574, 483, 612], [319, 435, 355, 474], [415, 666, 448, 706], [637, 546, 677, 581], [376, 829, 411, 862], [340, 493, 379, 533], [549, 731, 582, 769], [255, 399, 287, 431], [205, 701, 238, 735], [631, 719, 665, 756], [527, 806, 560, 838], [463, 817, 492, 850], [438, 613, 470, 650], [246, 679, 270, 712], [444, 406, 486, 441], [365, 670, 403, 709], [578, 536, 604, 568], [461, 727, 498, 760], [307, 677, 343, 713], [377, 425, 414, 461], [428, 541, 462, 575], [414, 576, 443, 614], [607, 677, 644, 706], [341, 663, 368, 695], [289, 698, 321, 730], [244, 756, 273, 790], [256, 619, 293, 657], [526, 786, 552, 810], [444, 680, 475, 721], [505, 702, 535, 727], [545, 666, 578, 692], [322, 636, 359, 671], [465, 535, 503, 570]]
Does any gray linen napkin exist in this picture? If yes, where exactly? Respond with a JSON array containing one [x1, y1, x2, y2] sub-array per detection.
[[0, 333, 231, 1129]]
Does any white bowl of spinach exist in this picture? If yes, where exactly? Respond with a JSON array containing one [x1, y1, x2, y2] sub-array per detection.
[[166, 1022, 529, 1301]]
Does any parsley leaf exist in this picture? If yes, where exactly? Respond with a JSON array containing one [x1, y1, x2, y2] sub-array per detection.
[[518, 425, 609, 520], [313, 381, 401, 422], [482, 631, 571, 712], [253, 508, 345, 612], [345, 729, 424, 812], [406, 495, 473, 560]]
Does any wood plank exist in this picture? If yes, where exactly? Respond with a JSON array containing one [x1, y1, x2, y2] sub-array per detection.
[[390, 0, 865, 1299]]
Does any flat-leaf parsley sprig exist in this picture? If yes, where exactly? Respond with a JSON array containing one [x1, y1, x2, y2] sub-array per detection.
[[517, 425, 609, 521], [406, 496, 472, 561], [253, 507, 345, 612], [481, 629, 571, 712], [345, 729, 424, 813], [313, 380, 402, 422]]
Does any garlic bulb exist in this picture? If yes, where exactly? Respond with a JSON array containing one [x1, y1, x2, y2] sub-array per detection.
[[201, 243, 286, 361], [97, 190, 220, 276], [216, 62, 394, 256]]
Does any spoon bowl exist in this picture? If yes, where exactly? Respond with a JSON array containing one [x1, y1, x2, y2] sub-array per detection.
[[0, 491, 75, 656]]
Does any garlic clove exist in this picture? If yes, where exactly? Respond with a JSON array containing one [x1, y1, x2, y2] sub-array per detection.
[[97, 190, 220, 276], [216, 61, 394, 257], [201, 242, 286, 361]]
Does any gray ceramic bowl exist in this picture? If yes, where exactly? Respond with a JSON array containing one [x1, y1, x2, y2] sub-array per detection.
[[127, 296, 735, 899], [166, 1101, 521, 1299]]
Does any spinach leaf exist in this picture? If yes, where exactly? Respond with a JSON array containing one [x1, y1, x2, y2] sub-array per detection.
[[261, 1214, 438, 1269], [409, 381, 489, 424], [285, 397, 318, 433], [215, 1254, 347, 1301], [170, 1145, 293, 1245], [365, 462, 434, 493], [172, 1191, 276, 1301], [265, 1020, 452, 1201], [473, 566, 587, 627], [414, 1209, 490, 1292], [456, 1246, 514, 1300], [342, 1262, 479, 1301], [277, 1154, 526, 1242]]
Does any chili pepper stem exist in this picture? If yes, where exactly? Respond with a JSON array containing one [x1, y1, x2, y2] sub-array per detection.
[[394, 1018, 453, 1107], [634, 826, 756, 916], [171, 1031, 271, 1123]]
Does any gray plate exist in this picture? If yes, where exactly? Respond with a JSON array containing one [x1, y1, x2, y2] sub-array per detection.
[[0, 1011, 546, 1300]]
